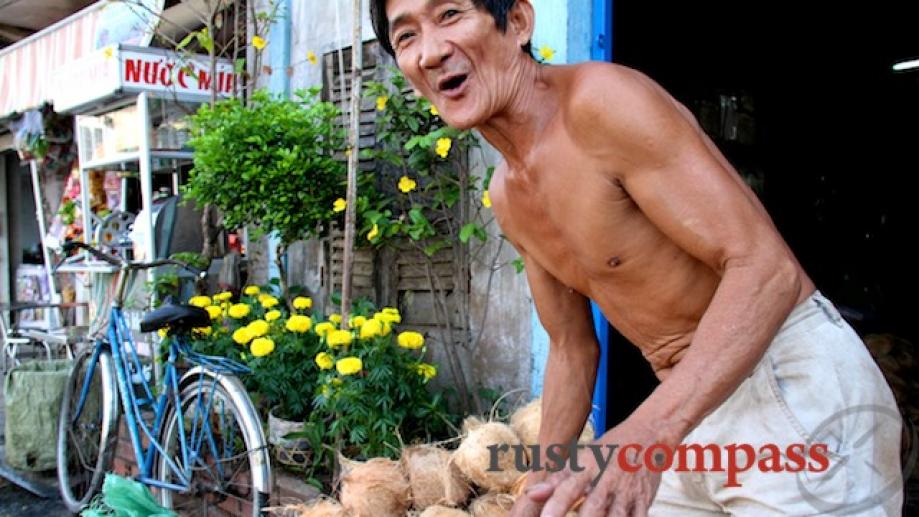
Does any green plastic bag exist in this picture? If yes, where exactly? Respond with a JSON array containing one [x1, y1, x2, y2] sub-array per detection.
[[80, 474, 177, 517], [3, 359, 72, 470]]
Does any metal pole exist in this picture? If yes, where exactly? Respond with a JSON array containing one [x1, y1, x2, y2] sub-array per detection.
[[340, 0, 363, 326], [28, 160, 61, 328]]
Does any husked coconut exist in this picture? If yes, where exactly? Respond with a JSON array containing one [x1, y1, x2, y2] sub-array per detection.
[[469, 492, 515, 517], [418, 505, 470, 517], [264, 497, 344, 517], [452, 422, 524, 492], [402, 445, 471, 509], [510, 398, 595, 449], [339, 457, 411, 517]]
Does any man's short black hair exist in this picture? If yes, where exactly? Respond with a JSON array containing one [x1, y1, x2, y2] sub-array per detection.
[[370, 0, 533, 58]]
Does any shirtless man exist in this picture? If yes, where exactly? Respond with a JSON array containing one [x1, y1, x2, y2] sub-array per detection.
[[370, 0, 904, 515]]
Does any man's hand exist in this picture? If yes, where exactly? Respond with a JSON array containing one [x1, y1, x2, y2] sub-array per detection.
[[512, 417, 669, 517]]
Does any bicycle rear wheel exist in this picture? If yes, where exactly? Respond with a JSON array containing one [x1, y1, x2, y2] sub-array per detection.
[[155, 371, 271, 516], [56, 347, 120, 512]]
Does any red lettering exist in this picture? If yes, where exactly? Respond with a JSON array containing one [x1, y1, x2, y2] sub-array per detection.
[[757, 444, 784, 473], [674, 443, 721, 472], [124, 59, 142, 83], [617, 444, 642, 473], [177, 67, 188, 89], [784, 443, 807, 473], [197, 69, 211, 91], [724, 444, 755, 488], [143, 62, 160, 84], [643, 444, 673, 473], [160, 63, 174, 86], [807, 444, 830, 473]]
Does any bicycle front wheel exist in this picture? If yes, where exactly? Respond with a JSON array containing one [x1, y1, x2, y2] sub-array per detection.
[[56, 347, 120, 513], [155, 371, 271, 516]]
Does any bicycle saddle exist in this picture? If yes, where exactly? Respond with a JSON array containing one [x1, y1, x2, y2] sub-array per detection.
[[140, 302, 211, 333]]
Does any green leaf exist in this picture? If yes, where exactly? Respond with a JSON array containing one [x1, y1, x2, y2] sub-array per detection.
[[459, 223, 478, 243], [512, 257, 525, 274], [177, 32, 195, 50]]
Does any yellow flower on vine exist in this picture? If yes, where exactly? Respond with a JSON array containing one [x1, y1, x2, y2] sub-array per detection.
[[228, 303, 251, 319], [327, 330, 353, 348], [430, 104, 439, 116], [307, 50, 317, 65], [336, 356, 362, 375], [397, 331, 425, 350], [233, 327, 254, 345], [376, 95, 389, 111], [252, 35, 267, 50], [315, 352, 334, 370], [189, 295, 211, 308], [333, 198, 347, 212], [538, 45, 555, 62], [286, 314, 312, 333], [398, 176, 417, 193], [250, 337, 275, 357], [367, 223, 380, 242], [314, 322, 335, 338], [435, 137, 452, 158], [482, 190, 492, 208], [247, 319, 270, 337]]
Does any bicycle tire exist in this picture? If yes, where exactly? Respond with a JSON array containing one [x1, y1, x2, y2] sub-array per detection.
[[155, 369, 271, 516], [56, 348, 120, 513]]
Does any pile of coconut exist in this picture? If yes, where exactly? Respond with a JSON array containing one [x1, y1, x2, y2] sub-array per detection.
[[268, 397, 593, 517]]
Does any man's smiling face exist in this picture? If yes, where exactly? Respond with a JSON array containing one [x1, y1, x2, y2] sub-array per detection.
[[385, 0, 530, 129]]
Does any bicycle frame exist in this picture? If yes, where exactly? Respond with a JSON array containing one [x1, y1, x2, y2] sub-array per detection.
[[71, 272, 243, 494]]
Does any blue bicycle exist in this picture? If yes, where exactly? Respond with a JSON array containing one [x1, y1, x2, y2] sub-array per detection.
[[55, 242, 271, 515]]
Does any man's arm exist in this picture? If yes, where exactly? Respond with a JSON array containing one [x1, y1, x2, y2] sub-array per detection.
[[521, 252, 599, 481], [579, 63, 805, 446]]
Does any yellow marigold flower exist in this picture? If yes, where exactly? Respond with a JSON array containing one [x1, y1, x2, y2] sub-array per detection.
[[314, 322, 335, 338], [397, 331, 425, 350], [482, 190, 492, 208], [349, 315, 367, 329], [315, 352, 334, 370], [538, 45, 555, 62], [251, 337, 275, 357], [376, 95, 389, 111], [383, 307, 400, 316], [265, 310, 281, 321], [329, 314, 342, 324], [157, 328, 169, 338], [189, 295, 211, 308], [430, 104, 439, 116], [252, 35, 267, 50], [333, 198, 347, 212], [327, 330, 353, 348], [233, 327, 254, 345], [286, 314, 313, 333], [228, 303, 251, 319], [376, 310, 401, 324], [435, 137, 452, 158], [205, 305, 223, 320], [213, 291, 233, 302], [193, 326, 213, 336], [260, 295, 279, 309], [415, 363, 437, 381], [307, 50, 317, 65], [398, 176, 417, 193], [367, 223, 379, 242], [336, 356, 362, 375], [359, 318, 383, 340], [244, 285, 260, 296], [293, 296, 313, 310], [247, 319, 270, 337]]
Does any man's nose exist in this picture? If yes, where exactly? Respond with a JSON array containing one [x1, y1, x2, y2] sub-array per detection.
[[419, 34, 451, 69]]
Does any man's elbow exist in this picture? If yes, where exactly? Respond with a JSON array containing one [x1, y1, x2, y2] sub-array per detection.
[[724, 243, 803, 302]]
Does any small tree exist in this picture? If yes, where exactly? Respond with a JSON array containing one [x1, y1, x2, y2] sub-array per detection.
[[182, 88, 346, 298]]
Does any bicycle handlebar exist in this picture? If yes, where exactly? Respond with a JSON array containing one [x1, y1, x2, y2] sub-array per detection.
[[59, 241, 206, 279]]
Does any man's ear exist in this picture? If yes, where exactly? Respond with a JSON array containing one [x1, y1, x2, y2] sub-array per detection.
[[508, 0, 535, 50]]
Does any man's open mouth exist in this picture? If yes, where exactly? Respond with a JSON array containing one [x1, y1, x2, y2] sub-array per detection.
[[438, 73, 468, 94]]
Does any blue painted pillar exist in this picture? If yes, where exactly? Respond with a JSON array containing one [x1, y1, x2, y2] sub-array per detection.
[[266, 0, 292, 282]]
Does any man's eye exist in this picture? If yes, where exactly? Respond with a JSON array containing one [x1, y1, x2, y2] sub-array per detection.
[[441, 9, 460, 21], [395, 32, 415, 45]]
